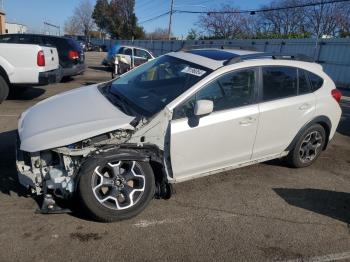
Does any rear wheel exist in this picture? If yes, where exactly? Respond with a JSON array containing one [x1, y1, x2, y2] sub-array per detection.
[[286, 124, 326, 168], [78, 157, 155, 222], [0, 75, 9, 103]]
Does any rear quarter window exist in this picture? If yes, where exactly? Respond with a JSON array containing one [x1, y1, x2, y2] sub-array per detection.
[[44, 37, 75, 51], [308, 72, 324, 92]]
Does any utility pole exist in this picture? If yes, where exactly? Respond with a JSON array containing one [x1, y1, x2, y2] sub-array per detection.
[[168, 0, 174, 40], [44, 21, 60, 36]]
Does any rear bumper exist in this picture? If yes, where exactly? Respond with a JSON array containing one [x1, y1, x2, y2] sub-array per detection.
[[38, 68, 62, 85], [61, 63, 86, 77]]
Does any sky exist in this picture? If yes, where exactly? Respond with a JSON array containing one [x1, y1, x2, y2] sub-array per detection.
[[2, 0, 269, 37]]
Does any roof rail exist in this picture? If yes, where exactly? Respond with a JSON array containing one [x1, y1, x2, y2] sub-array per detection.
[[178, 44, 257, 52], [224, 52, 314, 65]]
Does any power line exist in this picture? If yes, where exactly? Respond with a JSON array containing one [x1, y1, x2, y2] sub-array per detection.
[[140, 0, 350, 24], [175, 0, 350, 15], [140, 11, 170, 24]]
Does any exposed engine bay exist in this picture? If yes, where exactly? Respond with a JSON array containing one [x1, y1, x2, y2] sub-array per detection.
[[16, 129, 133, 198]]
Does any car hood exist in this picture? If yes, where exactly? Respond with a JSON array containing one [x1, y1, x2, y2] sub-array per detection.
[[18, 84, 135, 152]]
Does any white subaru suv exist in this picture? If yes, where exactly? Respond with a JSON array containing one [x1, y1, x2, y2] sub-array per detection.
[[16, 49, 342, 222]]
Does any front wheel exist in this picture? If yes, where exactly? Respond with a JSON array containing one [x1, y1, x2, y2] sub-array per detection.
[[78, 158, 155, 222], [0, 75, 9, 103], [286, 124, 326, 168]]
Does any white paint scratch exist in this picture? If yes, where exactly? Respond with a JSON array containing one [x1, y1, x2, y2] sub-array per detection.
[[133, 212, 237, 228]]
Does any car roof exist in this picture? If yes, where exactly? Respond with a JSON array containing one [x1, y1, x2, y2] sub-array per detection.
[[167, 48, 259, 70], [167, 48, 318, 71], [186, 48, 259, 61], [1, 33, 72, 40], [119, 45, 149, 51]]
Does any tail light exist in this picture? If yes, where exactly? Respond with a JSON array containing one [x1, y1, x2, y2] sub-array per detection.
[[68, 50, 79, 60], [37, 51, 45, 66], [331, 89, 342, 103]]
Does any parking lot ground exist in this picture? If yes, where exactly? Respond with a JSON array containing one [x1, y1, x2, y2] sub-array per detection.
[[0, 52, 350, 262]]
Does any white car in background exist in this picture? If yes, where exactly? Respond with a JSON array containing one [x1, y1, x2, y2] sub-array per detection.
[[16, 48, 342, 222], [102, 45, 154, 76]]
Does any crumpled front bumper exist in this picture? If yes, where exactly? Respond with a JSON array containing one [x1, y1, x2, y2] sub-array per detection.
[[15, 135, 37, 190]]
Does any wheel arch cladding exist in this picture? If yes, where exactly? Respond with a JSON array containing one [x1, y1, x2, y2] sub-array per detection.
[[77, 145, 165, 181], [0, 65, 9, 84], [286, 115, 332, 152]]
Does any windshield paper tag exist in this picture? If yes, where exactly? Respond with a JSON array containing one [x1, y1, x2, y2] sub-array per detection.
[[181, 66, 206, 77]]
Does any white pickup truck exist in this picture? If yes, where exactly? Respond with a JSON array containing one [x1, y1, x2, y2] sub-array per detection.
[[0, 43, 60, 103]]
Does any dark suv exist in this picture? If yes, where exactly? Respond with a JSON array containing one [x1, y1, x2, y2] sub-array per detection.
[[0, 34, 85, 79]]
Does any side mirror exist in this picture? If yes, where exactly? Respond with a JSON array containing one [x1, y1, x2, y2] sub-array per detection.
[[194, 100, 213, 116]]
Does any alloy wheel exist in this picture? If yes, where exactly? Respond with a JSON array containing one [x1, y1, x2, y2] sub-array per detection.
[[299, 131, 323, 164], [91, 161, 145, 210]]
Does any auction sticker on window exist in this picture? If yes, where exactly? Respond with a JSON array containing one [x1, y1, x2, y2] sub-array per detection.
[[181, 66, 206, 77]]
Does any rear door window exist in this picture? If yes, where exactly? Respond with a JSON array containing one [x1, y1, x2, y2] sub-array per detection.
[[135, 49, 151, 59], [123, 48, 133, 56], [262, 66, 298, 101]]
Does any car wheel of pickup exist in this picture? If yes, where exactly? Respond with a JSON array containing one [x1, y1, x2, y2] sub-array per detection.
[[0, 75, 9, 103], [286, 124, 326, 168], [78, 158, 155, 222]]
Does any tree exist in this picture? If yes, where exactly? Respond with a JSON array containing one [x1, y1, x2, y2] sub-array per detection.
[[304, 0, 343, 38], [186, 28, 199, 40], [198, 5, 250, 39], [64, 16, 82, 36], [338, 5, 350, 37], [75, 0, 95, 37], [92, 0, 144, 39], [92, 0, 110, 34], [253, 0, 307, 38], [145, 28, 169, 40]]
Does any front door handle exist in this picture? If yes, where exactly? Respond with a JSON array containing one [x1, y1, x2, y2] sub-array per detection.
[[299, 103, 311, 110], [239, 116, 256, 126]]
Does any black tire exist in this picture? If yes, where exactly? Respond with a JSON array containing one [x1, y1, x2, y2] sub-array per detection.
[[78, 156, 155, 222], [0, 75, 9, 103], [286, 124, 326, 168]]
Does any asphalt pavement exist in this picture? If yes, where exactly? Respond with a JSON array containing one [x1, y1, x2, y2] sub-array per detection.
[[0, 52, 349, 262]]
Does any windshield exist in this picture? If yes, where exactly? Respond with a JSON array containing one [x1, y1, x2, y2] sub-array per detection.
[[106, 55, 212, 117]]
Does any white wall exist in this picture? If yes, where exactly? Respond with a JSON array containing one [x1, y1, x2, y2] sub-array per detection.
[[5, 23, 27, 34]]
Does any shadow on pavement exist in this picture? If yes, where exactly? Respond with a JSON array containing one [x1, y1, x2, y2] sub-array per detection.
[[338, 100, 350, 137], [89, 65, 111, 72], [7, 86, 45, 101], [273, 188, 350, 224], [0, 130, 28, 197]]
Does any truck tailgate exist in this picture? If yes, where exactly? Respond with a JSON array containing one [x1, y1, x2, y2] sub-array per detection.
[[41, 46, 59, 71], [0, 43, 59, 84]]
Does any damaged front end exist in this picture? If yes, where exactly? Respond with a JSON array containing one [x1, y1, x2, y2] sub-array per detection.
[[16, 129, 133, 205]]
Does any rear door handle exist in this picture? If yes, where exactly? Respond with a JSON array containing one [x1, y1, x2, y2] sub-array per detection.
[[299, 103, 311, 110], [239, 116, 256, 126]]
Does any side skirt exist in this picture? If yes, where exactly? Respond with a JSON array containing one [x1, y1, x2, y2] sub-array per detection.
[[169, 151, 289, 184]]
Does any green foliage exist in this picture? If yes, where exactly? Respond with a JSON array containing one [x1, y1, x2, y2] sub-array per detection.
[[254, 31, 312, 39], [92, 0, 145, 39], [92, 0, 110, 33], [186, 28, 199, 40]]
